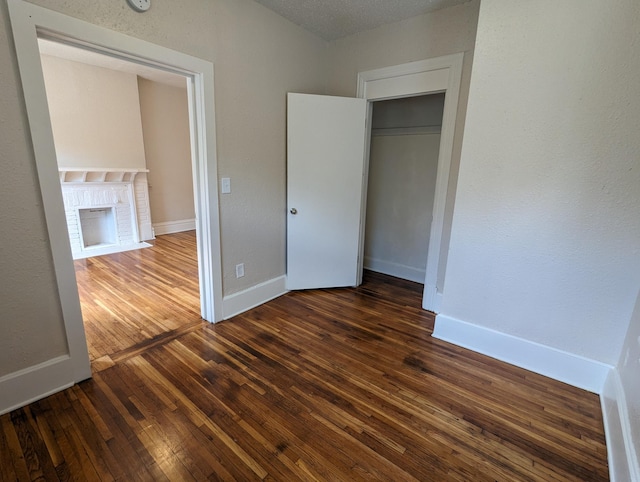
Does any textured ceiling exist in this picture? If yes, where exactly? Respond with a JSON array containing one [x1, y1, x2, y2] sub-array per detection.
[[38, 2, 471, 81], [253, 0, 470, 41]]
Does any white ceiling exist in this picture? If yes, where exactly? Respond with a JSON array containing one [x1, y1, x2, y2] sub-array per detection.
[[253, 0, 470, 41], [37, 39, 187, 89]]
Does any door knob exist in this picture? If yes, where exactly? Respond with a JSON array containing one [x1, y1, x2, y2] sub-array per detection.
[[290, 208, 298, 215]]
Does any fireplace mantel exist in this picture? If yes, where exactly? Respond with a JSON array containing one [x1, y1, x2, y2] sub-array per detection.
[[58, 167, 149, 184]]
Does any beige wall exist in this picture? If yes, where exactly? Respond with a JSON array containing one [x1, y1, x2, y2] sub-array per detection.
[[0, 6, 70, 377], [326, 1, 479, 96], [23, 0, 328, 297], [40, 55, 146, 169], [137, 78, 195, 225], [212, 1, 328, 293], [326, 0, 480, 291], [0, 0, 479, 384], [0, 0, 326, 378]]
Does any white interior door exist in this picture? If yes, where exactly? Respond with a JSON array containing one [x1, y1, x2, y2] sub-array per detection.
[[286, 93, 367, 290]]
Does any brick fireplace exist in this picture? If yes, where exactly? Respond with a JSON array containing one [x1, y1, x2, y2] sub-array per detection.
[[59, 168, 154, 259]]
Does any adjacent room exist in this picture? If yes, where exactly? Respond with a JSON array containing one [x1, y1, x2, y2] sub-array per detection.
[[1, 0, 638, 480], [38, 39, 203, 364]]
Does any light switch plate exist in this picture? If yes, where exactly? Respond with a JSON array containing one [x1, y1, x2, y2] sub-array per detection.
[[221, 177, 231, 194]]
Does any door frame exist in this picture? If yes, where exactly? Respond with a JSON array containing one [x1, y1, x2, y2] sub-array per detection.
[[356, 53, 464, 312], [7, 0, 224, 384]]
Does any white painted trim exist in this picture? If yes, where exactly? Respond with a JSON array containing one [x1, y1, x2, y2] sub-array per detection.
[[356, 101, 373, 287], [435, 291, 443, 312], [153, 218, 196, 236], [356, 54, 464, 313], [58, 167, 149, 173], [364, 256, 425, 284], [223, 276, 288, 320], [187, 63, 224, 323], [357, 55, 464, 92], [364, 68, 449, 100], [8, 0, 92, 384], [0, 356, 74, 416], [615, 373, 640, 482], [422, 285, 442, 313], [433, 314, 612, 394], [601, 370, 639, 482]]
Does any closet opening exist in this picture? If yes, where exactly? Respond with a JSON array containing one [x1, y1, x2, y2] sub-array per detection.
[[363, 93, 445, 287]]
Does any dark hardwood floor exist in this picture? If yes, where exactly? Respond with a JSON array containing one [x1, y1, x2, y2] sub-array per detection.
[[0, 232, 609, 480]]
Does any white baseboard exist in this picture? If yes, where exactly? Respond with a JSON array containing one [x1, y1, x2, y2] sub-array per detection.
[[0, 355, 75, 416], [72, 241, 151, 260], [223, 275, 287, 320], [364, 256, 425, 284], [432, 314, 612, 394], [153, 218, 196, 236], [601, 370, 639, 482]]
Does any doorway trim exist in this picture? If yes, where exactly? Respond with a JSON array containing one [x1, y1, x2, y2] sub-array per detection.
[[7, 0, 223, 394], [356, 53, 464, 312]]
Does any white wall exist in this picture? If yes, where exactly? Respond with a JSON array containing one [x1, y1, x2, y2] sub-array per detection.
[[440, 0, 640, 367], [137, 78, 195, 227], [40, 55, 146, 169], [326, 0, 480, 292]]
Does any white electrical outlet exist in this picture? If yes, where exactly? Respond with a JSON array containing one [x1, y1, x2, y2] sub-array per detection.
[[235, 263, 245, 278]]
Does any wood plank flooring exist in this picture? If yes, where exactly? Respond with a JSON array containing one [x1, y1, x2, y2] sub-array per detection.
[[0, 232, 609, 480], [73, 231, 204, 367]]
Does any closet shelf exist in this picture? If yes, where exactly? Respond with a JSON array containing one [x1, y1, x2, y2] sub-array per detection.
[[371, 125, 441, 137]]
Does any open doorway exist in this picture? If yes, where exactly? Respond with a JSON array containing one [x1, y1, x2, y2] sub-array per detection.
[[8, 0, 223, 383], [37, 39, 203, 364], [357, 54, 464, 312], [363, 94, 445, 286], [285, 55, 462, 313]]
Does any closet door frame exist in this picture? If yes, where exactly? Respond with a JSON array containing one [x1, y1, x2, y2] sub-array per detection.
[[356, 53, 464, 312]]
